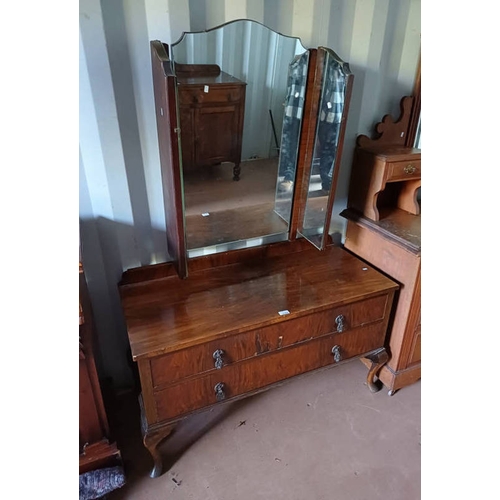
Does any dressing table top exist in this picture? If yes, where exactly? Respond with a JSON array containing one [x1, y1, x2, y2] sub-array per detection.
[[119, 244, 397, 361]]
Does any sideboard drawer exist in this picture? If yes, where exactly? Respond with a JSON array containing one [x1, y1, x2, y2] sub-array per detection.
[[178, 86, 244, 106], [386, 160, 421, 181], [153, 322, 386, 422], [150, 294, 389, 388]]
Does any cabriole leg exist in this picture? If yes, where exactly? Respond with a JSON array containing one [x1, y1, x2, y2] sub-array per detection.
[[142, 424, 176, 478], [363, 347, 389, 393]]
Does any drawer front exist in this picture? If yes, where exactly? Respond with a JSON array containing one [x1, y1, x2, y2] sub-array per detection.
[[150, 294, 389, 388], [386, 160, 421, 181], [178, 86, 244, 106], [154, 322, 386, 421]]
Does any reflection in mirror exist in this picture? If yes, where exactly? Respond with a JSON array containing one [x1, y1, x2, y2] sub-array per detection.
[[274, 51, 309, 223], [170, 20, 307, 257], [299, 48, 351, 249]]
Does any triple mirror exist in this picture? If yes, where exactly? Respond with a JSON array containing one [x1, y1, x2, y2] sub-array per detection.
[[151, 20, 353, 277]]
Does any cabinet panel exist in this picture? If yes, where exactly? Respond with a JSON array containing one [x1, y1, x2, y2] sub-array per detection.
[[196, 105, 240, 165]]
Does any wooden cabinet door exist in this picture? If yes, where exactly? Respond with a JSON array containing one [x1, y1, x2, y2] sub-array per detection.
[[195, 104, 240, 166]]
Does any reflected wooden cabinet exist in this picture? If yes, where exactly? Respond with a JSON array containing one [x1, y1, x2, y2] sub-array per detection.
[[176, 64, 246, 180]]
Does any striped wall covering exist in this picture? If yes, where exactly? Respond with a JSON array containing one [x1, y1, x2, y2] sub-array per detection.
[[79, 0, 420, 388]]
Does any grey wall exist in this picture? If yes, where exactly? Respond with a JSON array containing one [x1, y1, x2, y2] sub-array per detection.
[[79, 0, 421, 390]]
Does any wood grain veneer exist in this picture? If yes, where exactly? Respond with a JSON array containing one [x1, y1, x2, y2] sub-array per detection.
[[120, 245, 396, 360]]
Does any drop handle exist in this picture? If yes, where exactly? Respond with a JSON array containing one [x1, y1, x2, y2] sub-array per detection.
[[214, 382, 226, 401], [331, 345, 342, 363], [213, 349, 225, 369], [335, 315, 345, 333], [404, 164, 416, 174]]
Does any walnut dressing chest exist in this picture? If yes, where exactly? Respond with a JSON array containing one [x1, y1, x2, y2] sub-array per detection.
[[119, 243, 397, 477]]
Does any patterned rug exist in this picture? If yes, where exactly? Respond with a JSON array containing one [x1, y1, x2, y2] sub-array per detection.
[[79, 466, 126, 500]]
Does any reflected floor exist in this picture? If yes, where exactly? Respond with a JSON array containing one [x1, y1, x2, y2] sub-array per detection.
[[185, 202, 288, 250], [183, 158, 279, 215], [183, 157, 287, 250]]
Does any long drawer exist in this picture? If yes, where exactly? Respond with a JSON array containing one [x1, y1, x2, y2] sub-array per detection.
[[150, 294, 389, 388], [153, 322, 386, 422]]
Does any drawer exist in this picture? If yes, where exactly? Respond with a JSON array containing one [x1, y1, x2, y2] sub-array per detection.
[[154, 322, 386, 421], [178, 86, 244, 106], [386, 160, 421, 181], [150, 294, 389, 388]]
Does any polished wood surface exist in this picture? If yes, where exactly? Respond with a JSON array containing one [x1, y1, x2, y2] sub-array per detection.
[[342, 208, 421, 393], [119, 245, 397, 360], [150, 293, 388, 388], [150, 41, 188, 278], [80, 262, 121, 474], [341, 207, 420, 252]]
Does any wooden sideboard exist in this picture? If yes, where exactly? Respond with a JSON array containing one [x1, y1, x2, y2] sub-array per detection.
[[119, 241, 398, 477], [80, 262, 122, 473], [176, 64, 246, 180], [341, 94, 421, 394], [341, 208, 421, 395]]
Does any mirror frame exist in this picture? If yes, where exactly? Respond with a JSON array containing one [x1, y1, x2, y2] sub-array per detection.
[[150, 21, 354, 278], [295, 47, 354, 249]]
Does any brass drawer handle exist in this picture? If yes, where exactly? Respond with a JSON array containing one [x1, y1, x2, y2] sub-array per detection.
[[404, 164, 416, 174], [335, 315, 345, 333], [331, 345, 342, 363], [213, 349, 225, 369], [214, 382, 226, 401]]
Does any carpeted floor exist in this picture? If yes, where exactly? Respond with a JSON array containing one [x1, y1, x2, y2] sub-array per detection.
[[107, 361, 420, 500]]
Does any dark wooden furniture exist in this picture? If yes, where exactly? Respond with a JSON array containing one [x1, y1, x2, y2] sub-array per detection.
[[176, 63, 246, 180], [119, 241, 397, 477], [80, 261, 122, 474], [341, 94, 421, 395], [120, 21, 399, 478]]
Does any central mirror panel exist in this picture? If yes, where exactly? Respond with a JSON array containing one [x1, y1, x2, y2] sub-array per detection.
[[171, 20, 307, 257]]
